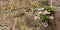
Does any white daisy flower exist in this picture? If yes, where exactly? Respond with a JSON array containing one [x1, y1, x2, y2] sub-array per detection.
[[43, 10, 50, 14], [34, 16, 38, 20], [43, 22, 48, 27], [34, 16, 40, 20], [38, 17, 40, 20], [38, 11, 42, 14], [35, 13, 38, 15], [38, 8, 44, 11], [49, 16, 54, 20]]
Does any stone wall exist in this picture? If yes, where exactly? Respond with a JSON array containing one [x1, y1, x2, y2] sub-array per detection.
[[0, 0, 56, 30]]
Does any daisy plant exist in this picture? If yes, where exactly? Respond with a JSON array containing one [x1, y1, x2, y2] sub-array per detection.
[[39, 6, 54, 27], [34, 6, 54, 28]]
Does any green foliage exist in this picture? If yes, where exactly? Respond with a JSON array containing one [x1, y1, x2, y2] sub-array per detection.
[[39, 6, 53, 24], [44, 6, 53, 12], [44, 6, 53, 10], [40, 15, 51, 24]]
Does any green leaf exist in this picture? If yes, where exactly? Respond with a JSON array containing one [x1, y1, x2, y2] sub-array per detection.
[[43, 6, 53, 11], [40, 15, 51, 24]]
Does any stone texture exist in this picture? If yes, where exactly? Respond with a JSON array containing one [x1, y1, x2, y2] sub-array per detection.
[[52, 0, 60, 7], [54, 8, 60, 30], [0, 0, 56, 30]]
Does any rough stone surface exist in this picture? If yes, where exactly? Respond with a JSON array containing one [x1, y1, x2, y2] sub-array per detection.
[[52, 0, 60, 7], [54, 8, 60, 30], [0, 0, 56, 30]]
